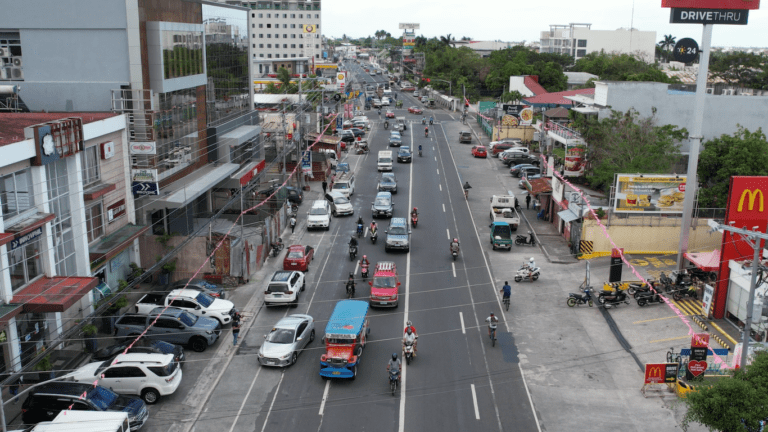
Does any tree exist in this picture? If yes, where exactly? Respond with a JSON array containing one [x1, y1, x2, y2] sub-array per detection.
[[709, 51, 768, 89], [500, 90, 524, 104], [697, 127, 768, 208], [573, 52, 680, 84], [683, 351, 768, 432], [439, 34, 454, 46], [571, 108, 687, 189], [658, 34, 676, 62], [277, 67, 292, 89]]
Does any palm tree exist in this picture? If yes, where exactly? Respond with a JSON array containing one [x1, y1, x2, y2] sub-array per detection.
[[277, 67, 291, 90], [658, 34, 676, 62], [439, 33, 454, 47], [414, 35, 427, 48]]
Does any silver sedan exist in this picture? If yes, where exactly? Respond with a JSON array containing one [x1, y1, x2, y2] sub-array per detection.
[[258, 314, 315, 367]]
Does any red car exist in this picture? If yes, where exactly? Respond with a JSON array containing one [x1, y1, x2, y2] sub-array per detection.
[[408, 106, 423, 114], [471, 145, 488, 158], [385, 110, 395, 118], [402, 86, 416, 92], [491, 143, 515, 156], [283, 245, 315, 272], [369, 261, 400, 307]]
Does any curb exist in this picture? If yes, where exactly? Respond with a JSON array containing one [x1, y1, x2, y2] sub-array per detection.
[[578, 250, 677, 260], [709, 320, 739, 348]]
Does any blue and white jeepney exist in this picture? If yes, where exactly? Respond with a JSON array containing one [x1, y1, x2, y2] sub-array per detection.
[[319, 300, 370, 380]]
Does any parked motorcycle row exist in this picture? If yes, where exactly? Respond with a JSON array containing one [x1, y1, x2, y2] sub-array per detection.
[[566, 270, 700, 309]]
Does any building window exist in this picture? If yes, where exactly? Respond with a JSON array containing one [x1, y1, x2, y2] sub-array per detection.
[[251, 13, 255, 18], [577, 39, 587, 48], [283, 34, 287, 38], [268, 54, 272, 58], [291, 24, 296, 28], [299, 24, 303, 29], [299, 34, 303, 38], [253, 44, 255, 48], [259, 44, 264, 48], [291, 54, 296, 57], [267, 44, 271, 48], [162, 30, 204, 79], [0, 168, 35, 220], [85, 202, 104, 244], [275, 34, 279, 38], [283, 24, 287, 28], [259, 24, 263, 28], [283, 14, 287, 18], [315, 14, 319, 18], [259, 54, 264, 57], [46, 159, 77, 277], [577, 49, 587, 57], [315, 44, 319, 49], [291, 14, 295, 18], [291, 34, 296, 39], [291, 44, 296, 48], [299, 14, 303, 18], [315, 54, 319, 59], [251, 24, 255, 28], [299, 44, 303, 48], [259, 13, 263, 17], [259, 34, 263, 38], [267, 34, 271, 38], [267, 13, 270, 17], [283, 44, 287, 48], [283, 54, 288, 58], [81, 145, 100, 186], [267, 24, 271, 28], [9, 236, 42, 291]]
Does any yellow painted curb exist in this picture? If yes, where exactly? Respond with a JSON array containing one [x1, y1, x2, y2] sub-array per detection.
[[578, 251, 677, 260], [709, 321, 739, 347]]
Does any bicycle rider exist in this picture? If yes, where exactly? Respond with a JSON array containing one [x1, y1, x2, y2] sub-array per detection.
[[485, 312, 498, 339], [500, 281, 511, 303]]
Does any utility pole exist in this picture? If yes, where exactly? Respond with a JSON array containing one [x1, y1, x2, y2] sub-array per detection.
[[281, 101, 287, 182], [713, 222, 767, 368], [297, 75, 303, 190]]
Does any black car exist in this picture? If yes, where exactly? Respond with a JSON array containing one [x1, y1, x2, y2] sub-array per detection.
[[397, 147, 412, 163], [349, 128, 365, 138], [503, 154, 539, 167], [91, 339, 186, 364], [377, 173, 398, 194], [22, 382, 148, 430], [339, 130, 355, 143], [258, 185, 303, 205]]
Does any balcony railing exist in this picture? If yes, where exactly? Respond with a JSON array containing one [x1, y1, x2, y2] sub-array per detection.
[[545, 120, 584, 143]]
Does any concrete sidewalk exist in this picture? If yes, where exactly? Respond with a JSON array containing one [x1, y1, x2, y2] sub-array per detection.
[[518, 205, 578, 264]]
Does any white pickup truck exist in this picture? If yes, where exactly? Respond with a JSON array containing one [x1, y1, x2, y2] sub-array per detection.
[[489, 194, 521, 230], [134, 289, 236, 325]]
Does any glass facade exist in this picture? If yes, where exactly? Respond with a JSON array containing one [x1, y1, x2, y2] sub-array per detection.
[[0, 168, 34, 220], [46, 159, 77, 276], [162, 30, 204, 79], [151, 88, 198, 175], [9, 236, 42, 291], [203, 4, 250, 126]]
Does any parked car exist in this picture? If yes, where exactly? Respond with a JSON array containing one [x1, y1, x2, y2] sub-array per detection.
[[491, 143, 516, 156], [349, 128, 365, 138], [283, 245, 314, 272], [519, 174, 543, 188], [413, 91, 420, 97], [377, 173, 398, 194], [134, 290, 236, 326], [509, 163, 538, 177], [385, 218, 411, 252], [21, 382, 148, 430], [489, 138, 523, 151], [91, 339, 185, 365], [517, 166, 542, 178], [459, 131, 472, 143], [471, 145, 487, 158], [502, 153, 539, 167], [264, 270, 305, 307], [397, 146, 412, 163], [258, 314, 315, 367], [338, 130, 355, 143], [115, 308, 221, 352], [68, 353, 182, 404], [307, 199, 332, 230], [408, 106, 422, 114], [325, 191, 354, 216], [371, 192, 395, 218], [388, 132, 402, 147], [171, 279, 226, 299]]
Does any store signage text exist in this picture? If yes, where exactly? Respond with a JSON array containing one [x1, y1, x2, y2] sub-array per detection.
[[10, 226, 43, 251]]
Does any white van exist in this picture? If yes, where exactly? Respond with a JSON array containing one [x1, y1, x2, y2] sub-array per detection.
[[377, 150, 393, 172], [332, 172, 355, 198], [307, 200, 331, 230]]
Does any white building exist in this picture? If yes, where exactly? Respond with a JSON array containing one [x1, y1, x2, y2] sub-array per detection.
[[449, 40, 523, 57], [234, 0, 323, 76], [539, 23, 656, 63]]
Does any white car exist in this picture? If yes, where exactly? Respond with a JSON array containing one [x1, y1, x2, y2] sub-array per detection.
[[325, 191, 354, 216], [307, 199, 331, 230], [381, 97, 391, 106], [166, 288, 236, 325], [68, 353, 182, 404], [265, 271, 305, 307], [413, 91, 419, 97], [258, 314, 315, 367]]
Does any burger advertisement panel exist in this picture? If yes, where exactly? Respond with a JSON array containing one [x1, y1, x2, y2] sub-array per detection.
[[613, 174, 687, 213]]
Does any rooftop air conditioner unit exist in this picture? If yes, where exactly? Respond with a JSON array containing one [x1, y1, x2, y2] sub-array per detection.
[[706, 88, 713, 94], [11, 57, 21, 67], [0, 68, 10, 80], [0, 48, 8, 57], [10, 67, 22, 80]]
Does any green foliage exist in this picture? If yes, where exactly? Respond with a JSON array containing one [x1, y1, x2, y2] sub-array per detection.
[[82, 324, 99, 336], [697, 127, 768, 208], [571, 109, 686, 190], [35, 355, 52, 372], [500, 90, 524, 104], [573, 52, 679, 84], [483, 46, 570, 92], [709, 51, 768, 90], [683, 351, 768, 432], [277, 67, 292, 89]]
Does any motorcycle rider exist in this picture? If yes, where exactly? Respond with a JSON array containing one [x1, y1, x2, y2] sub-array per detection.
[[387, 353, 401, 381], [403, 327, 418, 357], [360, 254, 370, 270], [422, 116, 426, 125], [346, 272, 356, 295], [429, 116, 434, 125], [384, 120, 389, 129], [404, 320, 418, 353], [349, 235, 358, 248], [450, 238, 460, 254], [370, 221, 378, 235], [485, 312, 499, 338], [424, 126, 429, 137], [356, 216, 365, 236], [411, 207, 419, 221], [523, 257, 537, 276], [418, 144, 423, 155], [463, 181, 472, 198]]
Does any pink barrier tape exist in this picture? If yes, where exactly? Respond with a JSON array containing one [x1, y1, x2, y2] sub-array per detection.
[[75, 114, 343, 403], [539, 155, 733, 370]]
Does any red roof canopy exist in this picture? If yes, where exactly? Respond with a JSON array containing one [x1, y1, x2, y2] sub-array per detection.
[[522, 88, 595, 106], [684, 250, 721, 272], [0, 112, 118, 147], [13, 276, 98, 313]]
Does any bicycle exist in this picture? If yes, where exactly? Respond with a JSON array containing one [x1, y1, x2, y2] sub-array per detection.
[[503, 296, 510, 311], [489, 327, 497, 347], [666, 347, 681, 364], [464, 189, 469, 200]]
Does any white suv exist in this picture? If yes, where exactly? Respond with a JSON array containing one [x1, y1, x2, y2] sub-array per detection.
[[68, 353, 182, 404], [307, 200, 331, 230], [167, 288, 236, 326], [264, 270, 306, 307]]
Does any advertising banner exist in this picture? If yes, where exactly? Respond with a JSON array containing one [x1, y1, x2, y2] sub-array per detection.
[[702, 284, 714, 316], [563, 144, 586, 177], [552, 176, 565, 203], [714, 176, 768, 318], [132, 169, 158, 183], [519, 108, 534, 125], [301, 151, 312, 177], [129, 142, 156, 155], [337, 72, 346, 91], [644, 363, 679, 384], [612, 174, 687, 213], [399, 23, 421, 29]]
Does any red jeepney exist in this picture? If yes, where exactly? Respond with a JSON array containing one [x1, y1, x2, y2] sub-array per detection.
[[368, 261, 400, 307]]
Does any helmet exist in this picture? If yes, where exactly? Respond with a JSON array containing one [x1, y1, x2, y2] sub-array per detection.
[[413, 207, 417, 212], [530, 257, 535, 263], [453, 238, 458, 243], [528, 231, 532, 235], [363, 255, 367, 260], [349, 272, 354, 278], [392, 353, 398, 360], [490, 312, 495, 317], [406, 328, 412, 335], [406, 320, 412, 327]]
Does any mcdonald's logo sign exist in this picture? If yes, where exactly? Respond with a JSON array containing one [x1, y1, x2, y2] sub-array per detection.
[[644, 363, 666, 384], [737, 189, 764, 212]]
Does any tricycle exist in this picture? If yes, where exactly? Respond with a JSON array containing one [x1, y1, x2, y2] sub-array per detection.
[[396, 100, 403, 108], [356, 140, 369, 155]]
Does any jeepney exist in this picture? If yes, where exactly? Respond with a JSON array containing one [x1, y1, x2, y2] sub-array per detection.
[[319, 300, 370, 379]]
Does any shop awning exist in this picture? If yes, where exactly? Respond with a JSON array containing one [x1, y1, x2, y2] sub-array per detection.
[[0, 304, 23, 326], [684, 250, 721, 272], [0, 212, 56, 248], [89, 224, 149, 268], [557, 209, 580, 223], [13, 276, 99, 313], [525, 177, 553, 196], [144, 163, 239, 211]]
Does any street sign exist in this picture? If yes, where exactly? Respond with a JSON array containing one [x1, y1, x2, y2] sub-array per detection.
[[673, 38, 700, 62], [132, 181, 159, 196], [670, 8, 749, 24]]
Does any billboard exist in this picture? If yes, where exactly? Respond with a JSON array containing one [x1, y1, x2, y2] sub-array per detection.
[[612, 174, 687, 213], [399, 23, 420, 29], [563, 144, 586, 177], [713, 176, 768, 319]]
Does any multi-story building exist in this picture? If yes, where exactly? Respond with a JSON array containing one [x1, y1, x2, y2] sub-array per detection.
[[233, 0, 322, 77], [539, 23, 656, 63]]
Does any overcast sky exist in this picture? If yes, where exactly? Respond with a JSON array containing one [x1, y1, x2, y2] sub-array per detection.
[[322, 0, 767, 48]]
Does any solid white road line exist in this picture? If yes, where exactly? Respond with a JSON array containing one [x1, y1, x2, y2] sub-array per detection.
[[399, 127, 416, 432], [318, 380, 330, 416], [228, 367, 262, 432], [452, 262, 456, 277], [470, 384, 480, 420], [460, 312, 466, 334], [259, 371, 284, 432]]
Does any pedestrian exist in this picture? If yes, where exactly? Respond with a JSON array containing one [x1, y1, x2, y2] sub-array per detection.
[[526, 194, 531, 209], [290, 216, 297, 233], [9, 375, 22, 404], [232, 314, 241, 346], [322, 180, 328, 194]]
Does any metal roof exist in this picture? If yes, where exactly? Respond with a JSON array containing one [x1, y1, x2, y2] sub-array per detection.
[[324, 300, 369, 336]]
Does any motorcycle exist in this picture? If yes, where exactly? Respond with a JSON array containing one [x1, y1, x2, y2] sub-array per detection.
[[419, 148, 422, 157], [421, 118, 426, 125], [450, 244, 460, 261], [515, 233, 536, 246], [345, 280, 355, 299], [567, 288, 593, 307], [361, 263, 369, 280], [389, 369, 400, 396], [356, 143, 369, 155], [627, 282, 652, 296], [270, 238, 284, 257], [424, 129, 429, 138], [429, 119, 433, 125], [636, 290, 665, 306], [672, 285, 698, 301], [384, 121, 389, 130], [357, 223, 364, 238], [349, 244, 358, 261], [514, 265, 540, 282], [658, 272, 674, 292], [403, 340, 416, 365], [598, 287, 630, 308], [370, 229, 378, 244], [411, 213, 418, 228]]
